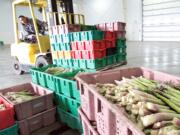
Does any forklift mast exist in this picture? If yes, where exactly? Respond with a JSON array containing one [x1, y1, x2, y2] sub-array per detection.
[[47, 0, 74, 26]]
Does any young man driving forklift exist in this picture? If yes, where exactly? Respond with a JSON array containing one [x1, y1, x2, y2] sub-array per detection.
[[18, 15, 48, 43]]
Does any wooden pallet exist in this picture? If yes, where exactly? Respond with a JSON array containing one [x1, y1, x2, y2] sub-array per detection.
[[30, 122, 69, 135], [98, 61, 127, 71]]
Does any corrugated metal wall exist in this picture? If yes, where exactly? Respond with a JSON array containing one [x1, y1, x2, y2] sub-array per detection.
[[143, 0, 180, 41]]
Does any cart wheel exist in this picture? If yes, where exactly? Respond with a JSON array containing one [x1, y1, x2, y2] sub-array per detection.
[[13, 59, 24, 75], [35, 56, 52, 68]]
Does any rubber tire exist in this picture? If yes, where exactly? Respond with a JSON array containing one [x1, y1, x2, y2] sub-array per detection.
[[13, 59, 24, 75], [35, 56, 52, 68]]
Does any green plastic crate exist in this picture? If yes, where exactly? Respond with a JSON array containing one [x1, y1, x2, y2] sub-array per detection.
[[80, 25, 97, 31], [61, 43, 71, 50], [51, 43, 56, 51], [57, 107, 82, 133], [72, 32, 81, 41], [55, 93, 80, 116], [30, 65, 52, 85], [86, 58, 106, 69], [80, 30, 104, 41], [116, 38, 126, 48], [79, 59, 86, 69], [53, 59, 58, 65], [106, 55, 117, 65], [116, 53, 127, 62], [117, 45, 126, 54], [122, 53, 127, 61], [50, 35, 57, 44], [30, 65, 57, 89], [0, 124, 18, 135], [54, 70, 82, 100], [73, 59, 80, 69]]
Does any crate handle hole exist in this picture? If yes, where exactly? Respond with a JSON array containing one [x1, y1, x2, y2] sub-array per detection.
[[127, 128, 133, 135], [81, 84, 84, 95], [97, 99, 102, 112]]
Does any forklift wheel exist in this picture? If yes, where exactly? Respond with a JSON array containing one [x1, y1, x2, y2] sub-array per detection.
[[35, 56, 52, 68], [13, 59, 24, 75]]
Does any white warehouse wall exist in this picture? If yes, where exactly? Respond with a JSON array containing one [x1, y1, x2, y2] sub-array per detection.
[[73, 0, 142, 41], [125, 0, 142, 41], [0, 0, 14, 44]]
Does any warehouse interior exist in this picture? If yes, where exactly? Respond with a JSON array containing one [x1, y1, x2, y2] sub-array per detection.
[[0, 0, 180, 135]]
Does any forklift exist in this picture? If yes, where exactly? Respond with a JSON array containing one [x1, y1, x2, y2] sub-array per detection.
[[11, 0, 74, 75]]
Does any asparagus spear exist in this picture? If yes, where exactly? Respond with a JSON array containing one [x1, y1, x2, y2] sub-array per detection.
[[153, 93, 180, 113], [141, 113, 180, 127], [152, 121, 172, 129]]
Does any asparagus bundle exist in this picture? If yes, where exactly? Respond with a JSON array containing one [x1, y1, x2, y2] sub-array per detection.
[[95, 76, 180, 135], [45, 67, 70, 75], [4, 90, 39, 104]]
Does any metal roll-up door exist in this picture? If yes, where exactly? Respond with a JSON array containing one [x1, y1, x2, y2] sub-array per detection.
[[143, 0, 180, 41]]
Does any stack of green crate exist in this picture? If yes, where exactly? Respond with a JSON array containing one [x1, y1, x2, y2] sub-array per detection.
[[0, 124, 19, 135], [116, 38, 127, 62], [30, 65, 83, 133]]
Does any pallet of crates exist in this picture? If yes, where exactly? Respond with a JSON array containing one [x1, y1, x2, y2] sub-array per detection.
[[76, 67, 180, 135], [70, 30, 108, 70], [0, 83, 56, 135]]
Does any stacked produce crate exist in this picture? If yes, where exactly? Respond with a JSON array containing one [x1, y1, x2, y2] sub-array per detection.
[[0, 96, 17, 135], [50, 22, 126, 70], [76, 67, 180, 135], [0, 83, 56, 135], [30, 65, 83, 133]]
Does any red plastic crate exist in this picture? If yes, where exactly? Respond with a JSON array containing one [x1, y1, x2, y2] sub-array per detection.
[[82, 50, 106, 59], [116, 31, 126, 39], [0, 96, 15, 130], [76, 67, 180, 135], [0, 83, 54, 121], [18, 107, 56, 135], [78, 108, 99, 135], [105, 39, 116, 48], [84, 41, 106, 50], [104, 31, 116, 39]]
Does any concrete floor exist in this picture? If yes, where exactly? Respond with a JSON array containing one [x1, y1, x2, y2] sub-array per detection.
[[1, 41, 180, 89], [0, 42, 180, 134]]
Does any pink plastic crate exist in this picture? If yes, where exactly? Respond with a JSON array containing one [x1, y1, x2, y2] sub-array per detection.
[[72, 51, 83, 59], [78, 108, 99, 135], [106, 22, 126, 31], [96, 24, 106, 31], [18, 107, 56, 135], [51, 26, 59, 35], [97, 22, 126, 31], [71, 42, 78, 50], [76, 67, 180, 135], [0, 83, 54, 121], [105, 39, 116, 48]]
